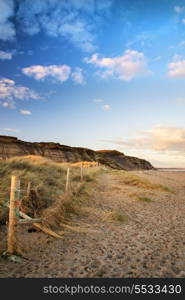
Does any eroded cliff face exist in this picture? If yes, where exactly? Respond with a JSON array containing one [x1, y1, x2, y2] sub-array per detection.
[[96, 150, 153, 170], [0, 136, 154, 170]]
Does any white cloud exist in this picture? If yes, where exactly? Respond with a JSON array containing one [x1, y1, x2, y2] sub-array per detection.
[[22, 64, 71, 82], [0, 50, 13, 60], [22, 64, 85, 85], [84, 49, 150, 81], [1, 101, 15, 109], [4, 128, 20, 133], [0, 0, 15, 41], [0, 78, 40, 109], [168, 59, 185, 78], [174, 5, 184, 13], [20, 109, 32, 115], [142, 126, 185, 151], [72, 68, 85, 85], [102, 104, 111, 111]]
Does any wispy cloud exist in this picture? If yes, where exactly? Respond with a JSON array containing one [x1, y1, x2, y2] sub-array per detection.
[[84, 50, 150, 81], [71, 68, 85, 85], [104, 126, 185, 167], [94, 98, 104, 102], [0, 50, 13, 60], [93, 98, 110, 110], [0, 0, 15, 41], [20, 109, 32, 115], [22, 64, 85, 85], [102, 104, 111, 111], [0, 78, 40, 109], [154, 56, 162, 61], [4, 128, 20, 133], [168, 59, 185, 78], [107, 126, 185, 152], [58, 20, 96, 52], [0, 0, 113, 51], [15, 0, 113, 52], [174, 6, 185, 13], [126, 31, 158, 49]]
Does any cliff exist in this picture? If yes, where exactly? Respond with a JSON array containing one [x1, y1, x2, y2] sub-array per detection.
[[0, 135, 153, 170], [96, 150, 153, 170]]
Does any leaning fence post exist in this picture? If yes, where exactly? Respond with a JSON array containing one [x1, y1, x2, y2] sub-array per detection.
[[80, 163, 83, 182], [65, 168, 70, 195], [7, 175, 20, 254]]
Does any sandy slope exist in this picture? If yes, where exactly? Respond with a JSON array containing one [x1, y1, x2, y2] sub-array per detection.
[[0, 170, 185, 278]]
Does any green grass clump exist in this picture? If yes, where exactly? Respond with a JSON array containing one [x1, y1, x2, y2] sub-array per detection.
[[137, 196, 152, 202], [154, 184, 172, 192], [102, 211, 127, 223]]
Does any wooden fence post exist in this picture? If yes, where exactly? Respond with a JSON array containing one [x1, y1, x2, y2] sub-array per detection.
[[7, 175, 20, 254], [65, 168, 70, 195], [26, 181, 31, 199], [80, 163, 83, 182]]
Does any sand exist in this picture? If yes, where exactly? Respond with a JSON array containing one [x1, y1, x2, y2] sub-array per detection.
[[0, 170, 185, 278]]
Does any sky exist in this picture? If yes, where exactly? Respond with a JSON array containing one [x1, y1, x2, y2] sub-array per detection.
[[1, 0, 185, 167]]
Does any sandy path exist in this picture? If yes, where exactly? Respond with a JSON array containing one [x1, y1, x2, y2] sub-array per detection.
[[0, 170, 185, 278]]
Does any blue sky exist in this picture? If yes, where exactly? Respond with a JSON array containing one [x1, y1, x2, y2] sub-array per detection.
[[1, 0, 185, 167]]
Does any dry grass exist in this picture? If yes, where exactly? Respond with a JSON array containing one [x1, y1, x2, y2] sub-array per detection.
[[102, 211, 127, 223], [60, 223, 99, 234], [0, 155, 101, 228], [117, 172, 172, 192], [71, 161, 99, 168]]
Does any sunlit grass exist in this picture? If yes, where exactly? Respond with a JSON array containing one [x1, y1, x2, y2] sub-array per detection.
[[117, 172, 172, 192], [0, 155, 101, 227]]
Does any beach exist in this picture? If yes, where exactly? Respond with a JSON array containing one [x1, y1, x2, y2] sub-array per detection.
[[0, 169, 185, 278]]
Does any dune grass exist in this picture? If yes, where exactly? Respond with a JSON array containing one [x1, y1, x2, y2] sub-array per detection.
[[102, 211, 127, 223], [118, 172, 172, 192], [136, 196, 152, 202], [0, 155, 100, 227]]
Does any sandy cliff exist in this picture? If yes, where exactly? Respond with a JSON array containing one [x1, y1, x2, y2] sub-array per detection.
[[0, 135, 153, 170]]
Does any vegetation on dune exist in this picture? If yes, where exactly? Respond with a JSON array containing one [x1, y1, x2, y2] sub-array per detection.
[[136, 196, 152, 202], [0, 155, 100, 228], [0, 157, 172, 232], [117, 172, 172, 192], [102, 211, 127, 223]]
